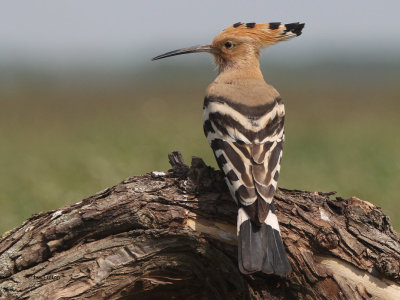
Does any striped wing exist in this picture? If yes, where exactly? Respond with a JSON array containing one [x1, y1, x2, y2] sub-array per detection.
[[203, 95, 285, 225]]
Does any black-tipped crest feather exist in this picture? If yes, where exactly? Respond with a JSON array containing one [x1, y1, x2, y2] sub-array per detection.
[[284, 22, 305, 36]]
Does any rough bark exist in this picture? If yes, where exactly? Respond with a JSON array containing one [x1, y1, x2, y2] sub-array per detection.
[[0, 151, 399, 300]]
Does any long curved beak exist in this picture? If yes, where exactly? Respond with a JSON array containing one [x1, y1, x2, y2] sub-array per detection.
[[152, 44, 214, 61]]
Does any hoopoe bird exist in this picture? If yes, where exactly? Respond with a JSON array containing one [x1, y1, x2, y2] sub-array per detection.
[[153, 21, 304, 276]]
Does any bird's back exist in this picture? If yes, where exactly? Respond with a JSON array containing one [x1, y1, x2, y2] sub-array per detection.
[[206, 78, 279, 107]]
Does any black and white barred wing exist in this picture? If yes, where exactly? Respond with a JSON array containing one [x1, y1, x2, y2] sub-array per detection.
[[203, 96, 284, 223], [203, 96, 291, 275]]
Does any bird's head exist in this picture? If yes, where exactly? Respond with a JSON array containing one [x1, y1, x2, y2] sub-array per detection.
[[153, 22, 304, 72]]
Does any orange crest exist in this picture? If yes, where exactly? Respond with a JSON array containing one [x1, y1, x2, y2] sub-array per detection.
[[212, 22, 304, 47]]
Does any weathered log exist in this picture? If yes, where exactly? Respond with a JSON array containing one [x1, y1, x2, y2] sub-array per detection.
[[0, 151, 399, 300]]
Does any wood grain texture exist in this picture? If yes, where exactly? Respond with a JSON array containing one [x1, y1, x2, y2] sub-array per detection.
[[0, 151, 399, 299]]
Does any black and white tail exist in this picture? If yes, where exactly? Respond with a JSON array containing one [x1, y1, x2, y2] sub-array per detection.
[[237, 205, 291, 276]]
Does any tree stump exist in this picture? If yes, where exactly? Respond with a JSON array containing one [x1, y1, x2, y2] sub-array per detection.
[[0, 151, 399, 300]]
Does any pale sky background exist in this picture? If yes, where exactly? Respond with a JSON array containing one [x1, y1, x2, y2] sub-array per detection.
[[0, 0, 399, 66]]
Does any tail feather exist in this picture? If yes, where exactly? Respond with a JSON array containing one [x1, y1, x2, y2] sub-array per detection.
[[237, 205, 291, 276]]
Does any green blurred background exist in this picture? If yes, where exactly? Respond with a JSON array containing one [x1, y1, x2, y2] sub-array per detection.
[[0, 1, 399, 232]]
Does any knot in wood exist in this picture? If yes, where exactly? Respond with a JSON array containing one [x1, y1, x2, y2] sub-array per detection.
[[376, 254, 400, 280], [315, 227, 339, 250]]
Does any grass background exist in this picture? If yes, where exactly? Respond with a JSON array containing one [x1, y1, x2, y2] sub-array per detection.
[[0, 59, 399, 232]]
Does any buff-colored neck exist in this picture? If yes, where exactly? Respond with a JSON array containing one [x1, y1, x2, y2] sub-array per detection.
[[214, 55, 264, 83]]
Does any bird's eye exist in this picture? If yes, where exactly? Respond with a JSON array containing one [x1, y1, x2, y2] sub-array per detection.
[[224, 41, 233, 49]]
